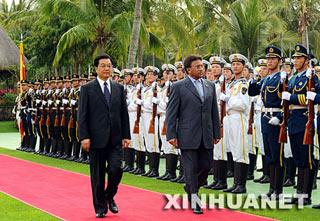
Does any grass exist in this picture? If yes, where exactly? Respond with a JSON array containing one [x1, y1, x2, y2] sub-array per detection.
[[0, 121, 18, 133], [0, 192, 58, 221], [0, 147, 319, 221]]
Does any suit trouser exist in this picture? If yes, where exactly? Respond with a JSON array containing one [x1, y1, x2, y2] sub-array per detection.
[[89, 146, 123, 214], [181, 143, 213, 194]]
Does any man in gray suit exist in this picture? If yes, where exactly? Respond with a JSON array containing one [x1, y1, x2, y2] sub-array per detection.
[[166, 55, 221, 214]]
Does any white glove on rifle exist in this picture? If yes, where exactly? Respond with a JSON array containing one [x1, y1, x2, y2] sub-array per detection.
[[152, 97, 159, 104], [268, 117, 280, 126], [219, 75, 225, 83], [42, 100, 47, 106], [165, 97, 169, 103], [306, 69, 312, 78], [55, 100, 60, 105], [48, 100, 53, 105], [36, 99, 41, 104], [62, 99, 69, 105], [280, 71, 287, 80], [282, 91, 291, 101], [306, 91, 317, 101], [71, 99, 77, 106], [219, 93, 230, 102], [135, 98, 143, 106]]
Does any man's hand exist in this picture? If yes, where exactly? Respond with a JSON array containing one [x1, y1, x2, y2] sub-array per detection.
[[213, 139, 220, 145], [122, 139, 131, 148], [81, 139, 91, 152], [168, 138, 178, 147]]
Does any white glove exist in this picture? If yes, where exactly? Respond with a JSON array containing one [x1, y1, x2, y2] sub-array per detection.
[[136, 84, 141, 90], [268, 117, 280, 126], [126, 99, 131, 106], [36, 99, 41, 104], [306, 69, 312, 78], [42, 100, 47, 106], [48, 100, 53, 105], [55, 100, 60, 105], [151, 82, 157, 88], [28, 88, 33, 93], [251, 96, 258, 103], [71, 99, 77, 106], [306, 91, 317, 101], [42, 89, 46, 94], [165, 97, 169, 103], [219, 93, 230, 102], [135, 98, 143, 106], [219, 75, 225, 83], [62, 99, 69, 105], [280, 71, 287, 80], [62, 88, 66, 93], [282, 91, 291, 101], [165, 81, 171, 87], [152, 97, 159, 104]]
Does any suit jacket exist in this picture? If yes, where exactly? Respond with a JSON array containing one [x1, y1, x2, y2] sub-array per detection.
[[166, 77, 220, 149], [78, 79, 130, 149]]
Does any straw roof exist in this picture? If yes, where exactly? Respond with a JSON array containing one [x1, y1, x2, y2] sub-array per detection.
[[0, 26, 27, 71]]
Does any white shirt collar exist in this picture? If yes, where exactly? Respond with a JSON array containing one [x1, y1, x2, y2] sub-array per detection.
[[97, 76, 111, 94]]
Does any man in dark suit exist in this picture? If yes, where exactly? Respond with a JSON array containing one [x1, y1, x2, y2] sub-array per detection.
[[78, 54, 131, 218], [166, 55, 221, 214]]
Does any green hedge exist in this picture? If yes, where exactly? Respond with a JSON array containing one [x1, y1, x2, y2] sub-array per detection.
[[0, 93, 16, 106]]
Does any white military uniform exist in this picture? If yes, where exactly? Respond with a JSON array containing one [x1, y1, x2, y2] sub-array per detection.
[[224, 78, 250, 164], [158, 81, 178, 155], [141, 83, 160, 153], [253, 95, 265, 155]]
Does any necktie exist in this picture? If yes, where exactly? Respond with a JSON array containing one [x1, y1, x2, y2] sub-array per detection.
[[104, 81, 111, 105], [194, 79, 204, 102]]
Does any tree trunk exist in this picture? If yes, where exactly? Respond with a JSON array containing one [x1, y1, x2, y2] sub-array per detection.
[[138, 40, 143, 67], [127, 0, 143, 68]]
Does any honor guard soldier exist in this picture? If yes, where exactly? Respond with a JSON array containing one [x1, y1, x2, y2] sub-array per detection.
[[13, 82, 23, 150], [68, 74, 81, 161], [34, 79, 44, 154], [19, 80, 30, 151], [121, 68, 136, 172], [249, 46, 286, 199], [220, 53, 250, 194], [205, 56, 228, 190], [157, 64, 179, 181], [130, 67, 147, 175], [175, 61, 185, 81], [282, 44, 316, 205], [45, 76, 56, 156], [25, 81, 37, 152], [113, 68, 121, 82], [60, 75, 73, 159], [139, 66, 161, 177], [41, 78, 51, 155], [253, 58, 271, 184]]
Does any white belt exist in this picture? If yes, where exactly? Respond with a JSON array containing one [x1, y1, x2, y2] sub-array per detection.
[[262, 107, 282, 113], [227, 110, 242, 115], [289, 105, 307, 110]]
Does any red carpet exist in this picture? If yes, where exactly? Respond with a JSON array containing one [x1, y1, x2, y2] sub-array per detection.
[[0, 154, 275, 221]]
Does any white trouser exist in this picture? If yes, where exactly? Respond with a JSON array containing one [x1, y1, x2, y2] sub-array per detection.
[[159, 114, 178, 155], [214, 139, 227, 161], [254, 112, 264, 155], [129, 112, 146, 151], [284, 136, 293, 158], [225, 112, 249, 164], [142, 112, 159, 153], [314, 131, 320, 160], [248, 134, 256, 155], [223, 116, 231, 153]]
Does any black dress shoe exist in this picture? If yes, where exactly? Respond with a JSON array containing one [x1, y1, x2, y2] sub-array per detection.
[[231, 185, 246, 194], [312, 203, 320, 209], [223, 184, 237, 193], [157, 172, 169, 180], [192, 204, 203, 214], [211, 182, 227, 190], [283, 178, 295, 187], [95, 212, 106, 218], [162, 174, 176, 181], [134, 168, 145, 175], [147, 171, 159, 178], [253, 175, 265, 183], [141, 170, 152, 176], [203, 181, 218, 189], [108, 199, 119, 213], [247, 174, 254, 180], [259, 175, 270, 184]]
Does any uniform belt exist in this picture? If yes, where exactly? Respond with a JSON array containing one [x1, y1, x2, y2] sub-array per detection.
[[227, 110, 242, 115], [289, 105, 307, 110], [52, 107, 57, 110], [262, 107, 282, 113]]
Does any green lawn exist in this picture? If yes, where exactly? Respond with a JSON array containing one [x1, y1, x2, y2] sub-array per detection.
[[0, 147, 319, 221], [0, 192, 58, 221], [0, 121, 18, 133]]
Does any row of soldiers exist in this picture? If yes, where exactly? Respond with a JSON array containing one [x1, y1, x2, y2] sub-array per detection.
[[13, 43, 320, 209]]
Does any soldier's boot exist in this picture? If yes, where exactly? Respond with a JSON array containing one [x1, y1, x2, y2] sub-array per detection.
[[259, 158, 270, 184], [247, 153, 257, 180], [48, 139, 57, 157], [259, 164, 275, 199], [273, 165, 285, 200], [141, 152, 152, 176], [127, 148, 135, 172], [227, 152, 234, 177], [224, 163, 239, 193], [212, 160, 228, 190], [157, 154, 169, 180], [163, 154, 178, 181], [148, 152, 160, 178], [254, 155, 268, 182], [301, 168, 315, 205], [44, 138, 51, 155], [231, 163, 248, 194], [134, 151, 146, 175], [122, 148, 130, 171], [55, 138, 64, 158], [287, 168, 304, 204], [37, 137, 45, 154], [61, 141, 71, 159], [171, 156, 184, 182], [204, 160, 218, 189], [283, 157, 296, 187]]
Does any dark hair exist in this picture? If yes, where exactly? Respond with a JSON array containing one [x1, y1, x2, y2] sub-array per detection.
[[94, 54, 112, 67], [183, 55, 202, 74]]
